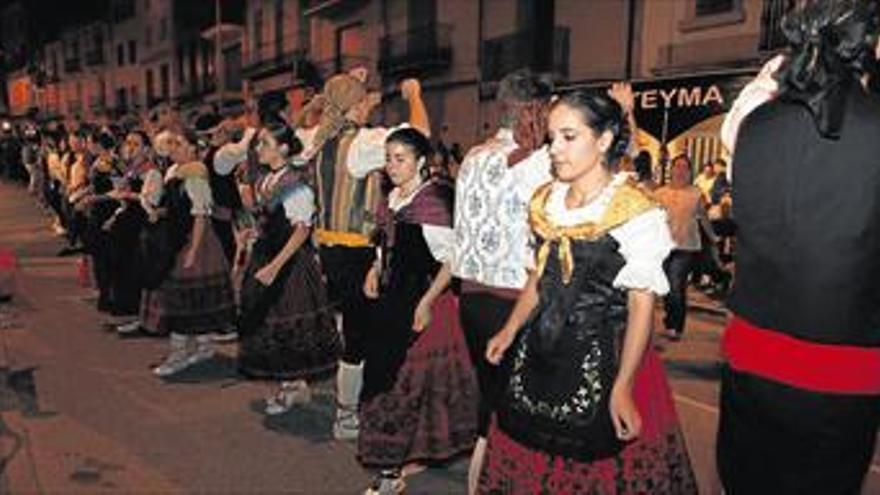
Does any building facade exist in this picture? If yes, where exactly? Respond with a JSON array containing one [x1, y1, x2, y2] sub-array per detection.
[[13, 0, 795, 154]]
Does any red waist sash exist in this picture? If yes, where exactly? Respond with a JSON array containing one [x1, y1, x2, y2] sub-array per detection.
[[723, 316, 880, 395]]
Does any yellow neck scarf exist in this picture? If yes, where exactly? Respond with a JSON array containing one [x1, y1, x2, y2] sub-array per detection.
[[529, 178, 658, 285]]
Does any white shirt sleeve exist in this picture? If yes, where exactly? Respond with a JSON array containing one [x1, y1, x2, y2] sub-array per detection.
[[295, 126, 318, 152], [213, 127, 257, 176], [423, 224, 455, 263], [610, 208, 674, 295], [184, 177, 213, 216], [721, 54, 784, 159], [282, 186, 316, 225], [511, 146, 553, 196], [346, 126, 391, 179], [139, 168, 164, 209]]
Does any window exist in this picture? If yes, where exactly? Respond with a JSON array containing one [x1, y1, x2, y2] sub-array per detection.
[[159, 17, 168, 41], [252, 8, 263, 61], [160, 64, 170, 100], [146, 68, 154, 102], [275, 0, 285, 57], [680, 0, 744, 31], [696, 0, 735, 17], [113, 0, 136, 22], [118, 44, 125, 66], [93, 30, 104, 53], [128, 40, 137, 64], [177, 47, 185, 83]]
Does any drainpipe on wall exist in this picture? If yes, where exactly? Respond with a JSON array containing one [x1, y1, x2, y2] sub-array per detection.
[[625, 0, 637, 80]]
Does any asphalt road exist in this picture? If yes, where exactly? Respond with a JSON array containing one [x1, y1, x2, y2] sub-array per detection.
[[0, 180, 878, 494]]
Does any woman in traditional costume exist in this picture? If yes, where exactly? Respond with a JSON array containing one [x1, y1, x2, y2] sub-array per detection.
[[151, 131, 235, 377], [358, 128, 477, 495], [237, 119, 341, 413], [479, 90, 696, 494]]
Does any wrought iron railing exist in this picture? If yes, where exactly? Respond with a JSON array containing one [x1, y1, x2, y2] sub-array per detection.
[[379, 23, 452, 76], [481, 26, 569, 82], [64, 58, 81, 73], [85, 50, 105, 66], [314, 54, 372, 80]]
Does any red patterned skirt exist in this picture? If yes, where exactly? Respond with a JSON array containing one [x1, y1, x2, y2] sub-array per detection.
[[153, 228, 235, 335], [478, 348, 696, 494], [358, 293, 479, 467]]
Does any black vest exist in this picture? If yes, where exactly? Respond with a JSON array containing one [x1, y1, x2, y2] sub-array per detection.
[[498, 234, 626, 461], [729, 86, 880, 347]]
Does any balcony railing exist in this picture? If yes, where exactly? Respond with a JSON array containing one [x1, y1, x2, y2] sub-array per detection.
[[85, 50, 105, 66], [379, 23, 452, 77], [89, 96, 106, 111], [303, 0, 368, 18], [314, 55, 372, 80], [759, 0, 795, 52], [64, 58, 82, 73], [242, 47, 306, 79], [481, 27, 569, 82]]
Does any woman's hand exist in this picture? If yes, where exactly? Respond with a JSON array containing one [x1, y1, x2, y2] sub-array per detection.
[[608, 82, 635, 115], [485, 327, 516, 365], [609, 382, 642, 441], [255, 263, 278, 286], [412, 297, 432, 332], [362, 264, 380, 299], [235, 227, 257, 249]]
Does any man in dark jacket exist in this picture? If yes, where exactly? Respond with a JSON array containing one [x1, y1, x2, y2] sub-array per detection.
[[717, 2, 880, 493]]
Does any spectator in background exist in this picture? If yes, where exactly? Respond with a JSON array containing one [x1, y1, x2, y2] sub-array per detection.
[[654, 154, 716, 340], [707, 158, 734, 263], [633, 150, 658, 191]]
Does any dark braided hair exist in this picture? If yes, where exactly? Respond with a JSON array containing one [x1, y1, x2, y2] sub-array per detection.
[[552, 90, 631, 170]]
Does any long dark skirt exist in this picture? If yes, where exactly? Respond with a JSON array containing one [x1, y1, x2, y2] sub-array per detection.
[[717, 366, 880, 495], [238, 248, 341, 381], [107, 205, 146, 316], [83, 200, 118, 313], [158, 227, 235, 336], [479, 349, 696, 494], [358, 293, 479, 468]]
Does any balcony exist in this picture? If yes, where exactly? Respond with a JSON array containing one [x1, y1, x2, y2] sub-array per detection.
[[68, 100, 83, 114], [242, 48, 307, 80], [89, 95, 106, 111], [64, 58, 81, 73], [379, 23, 452, 78], [481, 27, 569, 83], [759, 0, 795, 52], [303, 0, 368, 18], [85, 50, 105, 66], [314, 55, 372, 81]]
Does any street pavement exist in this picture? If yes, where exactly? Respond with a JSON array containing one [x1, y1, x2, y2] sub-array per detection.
[[1, 179, 879, 494]]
